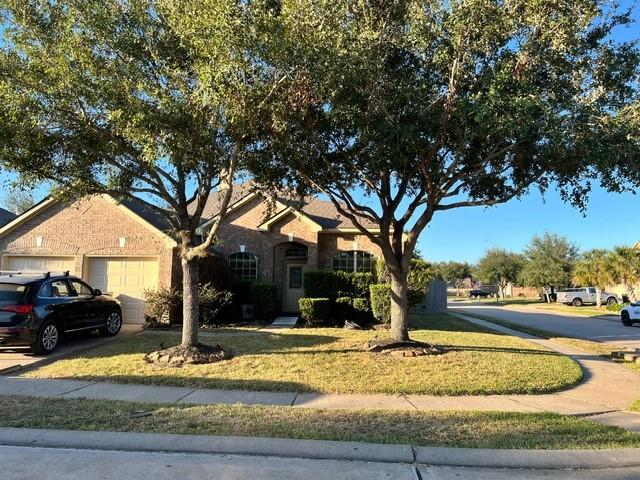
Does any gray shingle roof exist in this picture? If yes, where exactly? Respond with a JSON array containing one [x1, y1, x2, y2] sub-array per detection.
[[119, 197, 176, 233], [197, 183, 379, 230], [0, 207, 16, 227]]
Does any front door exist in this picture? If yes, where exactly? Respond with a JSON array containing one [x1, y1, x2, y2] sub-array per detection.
[[284, 264, 305, 313]]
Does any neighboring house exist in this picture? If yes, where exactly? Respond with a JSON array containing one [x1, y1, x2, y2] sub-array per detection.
[[0, 184, 383, 322], [0, 207, 16, 227]]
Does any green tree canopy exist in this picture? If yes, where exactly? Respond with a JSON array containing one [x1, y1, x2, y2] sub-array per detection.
[[477, 248, 524, 300], [437, 261, 473, 296], [520, 233, 579, 296], [606, 246, 640, 303], [0, 0, 267, 349], [251, 0, 640, 342], [573, 249, 614, 308]]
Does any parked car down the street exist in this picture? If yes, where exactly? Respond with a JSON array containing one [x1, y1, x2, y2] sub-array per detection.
[[0, 272, 122, 354], [556, 287, 621, 307], [621, 302, 640, 327], [469, 289, 493, 298]]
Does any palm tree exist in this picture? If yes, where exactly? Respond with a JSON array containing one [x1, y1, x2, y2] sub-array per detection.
[[606, 246, 640, 303], [573, 249, 614, 308]]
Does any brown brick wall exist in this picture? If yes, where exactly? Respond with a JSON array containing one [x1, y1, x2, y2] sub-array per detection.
[[0, 195, 177, 289], [215, 197, 318, 281], [317, 232, 382, 269]]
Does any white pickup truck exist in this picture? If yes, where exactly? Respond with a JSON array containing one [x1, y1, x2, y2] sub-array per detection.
[[621, 303, 640, 327], [556, 287, 621, 307]]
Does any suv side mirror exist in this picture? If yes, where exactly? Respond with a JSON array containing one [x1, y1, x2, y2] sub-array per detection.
[[93, 289, 102, 296]]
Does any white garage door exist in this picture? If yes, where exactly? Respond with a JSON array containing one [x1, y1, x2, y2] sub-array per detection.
[[4, 255, 76, 274], [87, 257, 159, 324]]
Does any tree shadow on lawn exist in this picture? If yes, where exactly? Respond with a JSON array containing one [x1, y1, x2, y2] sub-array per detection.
[[436, 344, 568, 357], [65, 331, 343, 359]]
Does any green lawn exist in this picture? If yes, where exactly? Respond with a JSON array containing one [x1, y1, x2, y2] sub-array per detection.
[[22, 314, 582, 395], [1, 395, 637, 449]]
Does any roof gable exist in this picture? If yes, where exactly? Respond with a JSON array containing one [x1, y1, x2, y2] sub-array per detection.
[[0, 195, 177, 247], [197, 183, 380, 233]]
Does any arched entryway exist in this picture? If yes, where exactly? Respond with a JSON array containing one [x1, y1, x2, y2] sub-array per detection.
[[273, 241, 309, 313]]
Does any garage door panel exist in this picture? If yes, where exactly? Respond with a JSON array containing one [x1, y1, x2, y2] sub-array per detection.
[[5, 256, 75, 274], [87, 257, 159, 324]]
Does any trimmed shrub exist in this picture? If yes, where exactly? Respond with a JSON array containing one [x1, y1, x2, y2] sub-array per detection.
[[334, 296, 353, 321], [199, 283, 233, 325], [144, 287, 182, 325], [606, 302, 629, 312], [370, 284, 392, 324], [303, 269, 376, 301], [352, 297, 373, 323], [251, 282, 279, 319], [299, 298, 331, 325], [231, 280, 254, 305], [352, 272, 375, 298], [303, 270, 335, 298]]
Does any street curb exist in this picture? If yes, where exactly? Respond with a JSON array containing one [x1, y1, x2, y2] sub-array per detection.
[[0, 428, 414, 464], [1, 428, 640, 469]]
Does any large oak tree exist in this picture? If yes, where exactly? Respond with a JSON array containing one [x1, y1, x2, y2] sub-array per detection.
[[251, 0, 640, 342], [0, 0, 267, 349]]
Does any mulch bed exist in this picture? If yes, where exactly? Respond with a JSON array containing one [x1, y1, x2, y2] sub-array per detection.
[[144, 343, 234, 366], [363, 339, 445, 357]]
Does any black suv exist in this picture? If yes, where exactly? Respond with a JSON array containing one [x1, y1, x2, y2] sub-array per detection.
[[0, 272, 122, 354], [469, 289, 493, 298]]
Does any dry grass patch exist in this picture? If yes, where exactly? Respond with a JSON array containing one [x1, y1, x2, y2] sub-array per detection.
[[22, 315, 582, 395], [0, 395, 637, 450]]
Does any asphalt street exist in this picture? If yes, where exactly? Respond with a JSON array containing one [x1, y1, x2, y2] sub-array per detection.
[[451, 302, 640, 349], [2, 445, 640, 480]]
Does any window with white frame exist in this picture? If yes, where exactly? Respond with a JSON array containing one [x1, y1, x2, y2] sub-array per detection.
[[229, 252, 258, 280], [332, 251, 375, 274]]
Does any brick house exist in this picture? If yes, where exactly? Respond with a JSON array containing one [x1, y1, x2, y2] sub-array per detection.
[[0, 185, 383, 322]]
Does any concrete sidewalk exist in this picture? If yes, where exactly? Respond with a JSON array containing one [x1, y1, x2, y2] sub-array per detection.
[[1, 313, 639, 432]]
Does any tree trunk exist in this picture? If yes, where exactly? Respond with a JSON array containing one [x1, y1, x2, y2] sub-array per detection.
[[181, 256, 200, 348], [389, 272, 410, 342], [595, 287, 602, 309]]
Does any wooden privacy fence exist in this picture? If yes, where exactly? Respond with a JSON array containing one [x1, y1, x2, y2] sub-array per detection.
[[415, 279, 447, 314]]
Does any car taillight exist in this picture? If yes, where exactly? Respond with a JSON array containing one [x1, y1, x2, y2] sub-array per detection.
[[0, 304, 34, 314]]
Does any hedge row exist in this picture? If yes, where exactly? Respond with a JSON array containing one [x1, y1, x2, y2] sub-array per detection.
[[299, 296, 373, 326], [303, 270, 375, 299]]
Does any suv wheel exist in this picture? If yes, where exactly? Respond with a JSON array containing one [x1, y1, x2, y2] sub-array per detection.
[[31, 321, 60, 355], [100, 311, 122, 337], [622, 312, 633, 327], [572, 297, 583, 307], [606, 297, 618, 306]]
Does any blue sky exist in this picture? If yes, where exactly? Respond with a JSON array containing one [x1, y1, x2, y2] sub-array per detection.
[[1, 1, 638, 264]]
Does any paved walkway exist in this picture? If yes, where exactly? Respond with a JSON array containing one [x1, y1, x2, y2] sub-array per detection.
[[1, 313, 640, 432]]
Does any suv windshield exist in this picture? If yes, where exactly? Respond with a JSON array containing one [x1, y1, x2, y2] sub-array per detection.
[[0, 283, 27, 302]]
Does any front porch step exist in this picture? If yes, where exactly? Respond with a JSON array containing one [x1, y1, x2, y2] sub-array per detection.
[[269, 316, 300, 327]]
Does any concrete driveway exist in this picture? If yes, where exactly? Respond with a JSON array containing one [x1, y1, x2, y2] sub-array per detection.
[[0, 324, 141, 374], [451, 302, 640, 349]]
